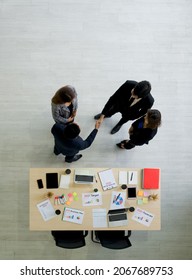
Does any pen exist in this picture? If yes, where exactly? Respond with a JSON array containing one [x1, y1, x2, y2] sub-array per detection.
[[130, 172, 133, 181], [94, 175, 98, 183], [113, 193, 121, 203]]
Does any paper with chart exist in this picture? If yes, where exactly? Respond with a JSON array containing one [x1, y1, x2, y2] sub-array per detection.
[[98, 169, 117, 191], [62, 207, 84, 224], [37, 199, 56, 221], [110, 191, 126, 209], [132, 207, 154, 227], [82, 192, 102, 206], [92, 209, 107, 228]]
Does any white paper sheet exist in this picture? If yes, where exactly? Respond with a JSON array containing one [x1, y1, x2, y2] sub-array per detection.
[[132, 207, 154, 227], [82, 192, 102, 206], [37, 199, 56, 221], [119, 171, 128, 184], [92, 209, 107, 228], [62, 207, 84, 224], [110, 191, 126, 209], [128, 171, 138, 185], [59, 174, 70, 188]]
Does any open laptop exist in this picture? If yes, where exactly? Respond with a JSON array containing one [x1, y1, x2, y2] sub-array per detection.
[[74, 169, 94, 184], [107, 208, 128, 227]]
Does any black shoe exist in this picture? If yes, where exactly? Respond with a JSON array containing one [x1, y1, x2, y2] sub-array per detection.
[[54, 147, 60, 155], [65, 154, 82, 163], [111, 124, 122, 134], [116, 143, 123, 149], [94, 113, 102, 120]]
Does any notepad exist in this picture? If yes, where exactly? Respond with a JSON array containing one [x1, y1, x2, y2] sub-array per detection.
[[59, 174, 70, 188], [143, 168, 160, 189], [98, 169, 117, 191]]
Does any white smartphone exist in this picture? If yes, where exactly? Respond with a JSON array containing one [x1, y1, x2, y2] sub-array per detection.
[[127, 186, 137, 199]]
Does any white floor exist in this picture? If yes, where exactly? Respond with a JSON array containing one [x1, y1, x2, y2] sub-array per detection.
[[0, 0, 192, 260]]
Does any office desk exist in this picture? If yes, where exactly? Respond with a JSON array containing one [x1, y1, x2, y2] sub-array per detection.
[[29, 168, 160, 230]]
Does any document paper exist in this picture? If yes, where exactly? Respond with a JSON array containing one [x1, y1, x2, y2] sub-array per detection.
[[59, 174, 70, 188], [82, 192, 102, 206], [92, 209, 107, 228], [62, 207, 84, 224], [37, 199, 56, 221], [98, 169, 117, 191], [132, 207, 154, 227]]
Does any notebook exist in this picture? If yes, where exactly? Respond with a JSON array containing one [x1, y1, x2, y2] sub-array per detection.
[[142, 168, 160, 189], [107, 208, 128, 227], [98, 169, 117, 191]]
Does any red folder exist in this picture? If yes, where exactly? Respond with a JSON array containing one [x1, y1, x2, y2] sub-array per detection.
[[143, 168, 160, 189]]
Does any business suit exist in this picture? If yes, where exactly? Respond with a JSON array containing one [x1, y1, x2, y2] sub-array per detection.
[[51, 123, 98, 162], [119, 116, 158, 149], [101, 80, 154, 126]]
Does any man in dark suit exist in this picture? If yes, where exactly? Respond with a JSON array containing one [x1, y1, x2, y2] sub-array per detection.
[[51, 120, 100, 162], [94, 80, 154, 134], [116, 109, 161, 150]]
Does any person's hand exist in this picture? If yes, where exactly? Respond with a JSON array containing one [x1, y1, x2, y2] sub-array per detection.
[[71, 111, 77, 118], [95, 120, 101, 130], [121, 140, 128, 149], [98, 114, 105, 123], [68, 116, 74, 122]]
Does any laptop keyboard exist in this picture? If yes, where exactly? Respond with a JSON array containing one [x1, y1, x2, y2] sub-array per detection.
[[109, 213, 127, 221]]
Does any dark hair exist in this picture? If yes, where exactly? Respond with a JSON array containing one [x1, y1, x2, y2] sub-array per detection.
[[52, 86, 75, 104], [63, 123, 80, 139], [134, 81, 151, 98], [146, 109, 161, 129]]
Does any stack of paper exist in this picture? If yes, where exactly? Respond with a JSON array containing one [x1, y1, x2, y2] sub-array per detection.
[[98, 169, 117, 191]]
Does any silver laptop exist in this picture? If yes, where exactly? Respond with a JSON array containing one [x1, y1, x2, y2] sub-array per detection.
[[74, 169, 94, 184], [107, 208, 128, 227]]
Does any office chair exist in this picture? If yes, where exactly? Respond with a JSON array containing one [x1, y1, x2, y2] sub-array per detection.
[[51, 230, 88, 249], [91, 230, 132, 249]]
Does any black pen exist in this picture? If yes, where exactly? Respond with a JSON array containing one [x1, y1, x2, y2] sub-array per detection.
[[114, 193, 121, 203], [130, 172, 133, 181]]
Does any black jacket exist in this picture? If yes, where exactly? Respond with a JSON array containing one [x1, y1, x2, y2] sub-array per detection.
[[126, 116, 158, 147], [102, 80, 154, 121], [51, 123, 98, 156]]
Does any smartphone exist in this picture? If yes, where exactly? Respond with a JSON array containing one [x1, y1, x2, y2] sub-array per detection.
[[127, 186, 137, 199], [37, 179, 44, 189]]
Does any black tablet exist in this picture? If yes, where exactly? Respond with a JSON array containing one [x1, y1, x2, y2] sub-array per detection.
[[46, 173, 58, 189]]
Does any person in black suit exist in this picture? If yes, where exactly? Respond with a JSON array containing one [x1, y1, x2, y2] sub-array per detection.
[[51, 120, 100, 162], [94, 80, 154, 134], [116, 109, 161, 149]]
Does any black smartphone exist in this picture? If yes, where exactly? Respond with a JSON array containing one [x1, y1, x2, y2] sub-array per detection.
[[37, 179, 44, 189]]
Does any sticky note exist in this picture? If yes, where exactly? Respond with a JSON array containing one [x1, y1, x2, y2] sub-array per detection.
[[65, 201, 71, 206], [143, 197, 148, 204], [137, 199, 143, 205], [144, 191, 149, 197], [73, 192, 77, 197], [137, 190, 144, 197], [74, 196, 79, 201], [68, 193, 73, 197]]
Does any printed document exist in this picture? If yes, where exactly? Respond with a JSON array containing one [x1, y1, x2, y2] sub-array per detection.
[[98, 169, 117, 191], [92, 209, 107, 228], [132, 207, 154, 227], [37, 199, 56, 221]]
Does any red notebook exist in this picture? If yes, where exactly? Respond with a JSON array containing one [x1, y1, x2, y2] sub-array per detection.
[[143, 168, 160, 189]]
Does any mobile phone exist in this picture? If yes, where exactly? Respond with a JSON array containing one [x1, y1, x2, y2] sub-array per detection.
[[127, 186, 137, 199], [37, 179, 44, 189]]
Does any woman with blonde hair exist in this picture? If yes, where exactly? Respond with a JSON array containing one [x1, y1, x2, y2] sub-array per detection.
[[116, 109, 161, 149], [51, 85, 78, 124]]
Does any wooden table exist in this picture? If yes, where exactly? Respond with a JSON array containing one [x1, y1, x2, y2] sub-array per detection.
[[29, 168, 161, 230]]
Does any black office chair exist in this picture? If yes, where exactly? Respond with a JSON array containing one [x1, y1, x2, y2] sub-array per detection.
[[91, 230, 132, 249], [51, 230, 88, 249]]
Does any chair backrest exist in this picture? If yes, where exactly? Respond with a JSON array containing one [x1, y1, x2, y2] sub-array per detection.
[[94, 230, 132, 249], [51, 230, 88, 249]]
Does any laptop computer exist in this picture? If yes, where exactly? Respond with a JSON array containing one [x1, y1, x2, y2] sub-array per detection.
[[74, 169, 94, 184], [107, 208, 128, 227]]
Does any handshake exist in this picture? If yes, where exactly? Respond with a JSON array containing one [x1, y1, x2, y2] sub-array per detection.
[[94, 114, 105, 130]]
